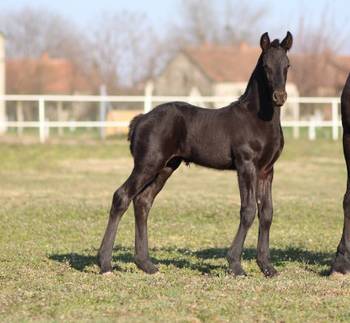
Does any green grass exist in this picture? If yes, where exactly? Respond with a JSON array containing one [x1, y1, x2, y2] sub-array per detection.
[[1, 136, 350, 322], [5, 125, 341, 142]]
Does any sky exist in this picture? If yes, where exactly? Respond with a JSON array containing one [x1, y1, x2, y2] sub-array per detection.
[[0, 0, 349, 51]]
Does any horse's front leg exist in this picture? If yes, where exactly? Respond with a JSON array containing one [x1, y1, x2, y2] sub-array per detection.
[[331, 179, 350, 274], [227, 160, 257, 276], [256, 169, 278, 277]]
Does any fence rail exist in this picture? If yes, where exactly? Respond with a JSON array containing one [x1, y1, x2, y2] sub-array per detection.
[[0, 94, 342, 143]]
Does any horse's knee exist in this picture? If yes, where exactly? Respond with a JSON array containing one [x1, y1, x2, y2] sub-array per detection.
[[240, 204, 256, 227], [111, 188, 130, 216], [134, 193, 153, 213]]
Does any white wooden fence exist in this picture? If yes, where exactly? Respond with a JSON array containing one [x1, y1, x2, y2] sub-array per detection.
[[0, 94, 341, 143]]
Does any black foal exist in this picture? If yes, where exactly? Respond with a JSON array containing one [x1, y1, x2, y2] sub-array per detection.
[[98, 31, 293, 277]]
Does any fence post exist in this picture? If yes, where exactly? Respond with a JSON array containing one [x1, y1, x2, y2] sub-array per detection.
[[331, 100, 339, 140], [39, 98, 46, 143], [144, 81, 154, 113], [57, 101, 64, 136], [293, 100, 300, 139], [293, 126, 300, 139], [16, 101, 24, 136], [309, 119, 316, 140], [99, 84, 107, 140]]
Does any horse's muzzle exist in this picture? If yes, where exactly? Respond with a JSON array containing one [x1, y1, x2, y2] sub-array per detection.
[[272, 90, 287, 107]]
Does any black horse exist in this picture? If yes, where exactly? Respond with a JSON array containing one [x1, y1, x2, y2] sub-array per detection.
[[332, 74, 350, 274], [98, 32, 293, 277]]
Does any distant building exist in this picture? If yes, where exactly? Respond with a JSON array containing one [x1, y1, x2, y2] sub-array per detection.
[[153, 43, 350, 122], [6, 53, 99, 95], [154, 43, 299, 95], [6, 53, 101, 123], [154, 42, 350, 97], [152, 43, 300, 120]]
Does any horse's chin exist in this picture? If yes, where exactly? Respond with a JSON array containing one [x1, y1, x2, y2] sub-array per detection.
[[273, 101, 285, 107]]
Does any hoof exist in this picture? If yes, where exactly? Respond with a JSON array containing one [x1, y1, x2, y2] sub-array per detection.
[[135, 258, 159, 274], [100, 265, 113, 274], [97, 251, 113, 274], [261, 266, 278, 278], [331, 254, 350, 275], [257, 260, 278, 278], [228, 262, 247, 276], [102, 271, 113, 276]]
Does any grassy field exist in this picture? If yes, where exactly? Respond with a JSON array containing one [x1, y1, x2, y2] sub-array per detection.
[[1, 135, 350, 322]]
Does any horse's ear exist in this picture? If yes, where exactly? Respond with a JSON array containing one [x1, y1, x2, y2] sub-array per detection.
[[260, 32, 270, 51], [281, 31, 293, 51]]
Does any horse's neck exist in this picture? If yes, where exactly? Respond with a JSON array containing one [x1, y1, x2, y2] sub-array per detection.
[[240, 65, 280, 123]]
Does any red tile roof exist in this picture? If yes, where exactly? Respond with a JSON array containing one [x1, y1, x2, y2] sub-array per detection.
[[184, 43, 261, 83], [183, 43, 350, 93], [6, 53, 99, 94]]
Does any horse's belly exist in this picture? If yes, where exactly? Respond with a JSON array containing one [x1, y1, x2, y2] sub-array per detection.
[[186, 146, 234, 170]]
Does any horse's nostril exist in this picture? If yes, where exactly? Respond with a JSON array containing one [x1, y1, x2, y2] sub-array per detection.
[[272, 91, 287, 104]]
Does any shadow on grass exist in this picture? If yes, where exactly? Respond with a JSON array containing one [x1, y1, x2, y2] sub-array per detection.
[[49, 245, 334, 276], [194, 247, 333, 276]]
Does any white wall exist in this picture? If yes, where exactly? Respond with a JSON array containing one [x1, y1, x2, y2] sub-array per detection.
[[213, 82, 246, 108], [153, 53, 213, 96]]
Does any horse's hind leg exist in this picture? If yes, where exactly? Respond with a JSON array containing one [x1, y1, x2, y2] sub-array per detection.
[[97, 167, 160, 274], [133, 158, 181, 274]]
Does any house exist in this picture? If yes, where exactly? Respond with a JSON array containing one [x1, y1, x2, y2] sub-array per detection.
[[6, 53, 98, 95], [153, 42, 350, 97], [152, 42, 300, 120], [155, 43, 260, 97], [6, 53, 101, 122], [152, 43, 350, 121]]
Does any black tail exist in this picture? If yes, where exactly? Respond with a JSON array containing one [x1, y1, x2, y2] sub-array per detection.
[[128, 114, 144, 154]]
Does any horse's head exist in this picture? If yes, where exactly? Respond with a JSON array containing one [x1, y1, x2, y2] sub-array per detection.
[[259, 31, 293, 107]]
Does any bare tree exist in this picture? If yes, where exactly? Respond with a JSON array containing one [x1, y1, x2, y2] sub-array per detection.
[[220, 0, 267, 45], [0, 7, 86, 62], [176, 0, 219, 45], [0, 6, 162, 92], [88, 11, 159, 90], [0, 2, 270, 94], [169, 0, 266, 46], [291, 5, 350, 95], [294, 4, 348, 55]]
